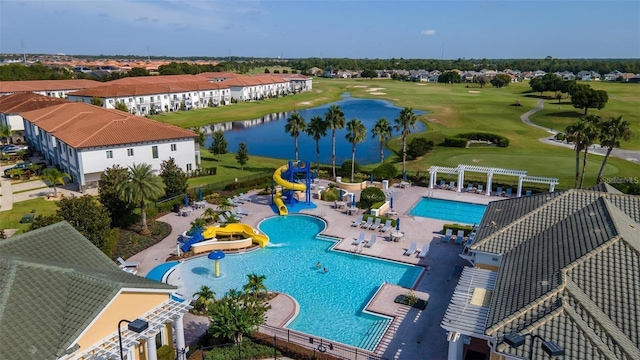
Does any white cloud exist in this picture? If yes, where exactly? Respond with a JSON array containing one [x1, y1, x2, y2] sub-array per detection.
[[420, 29, 436, 36]]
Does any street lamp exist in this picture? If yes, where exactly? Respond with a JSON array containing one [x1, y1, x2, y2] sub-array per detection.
[[118, 318, 149, 360], [504, 333, 564, 359]]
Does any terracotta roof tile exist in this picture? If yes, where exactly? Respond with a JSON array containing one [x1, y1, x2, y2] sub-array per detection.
[[0, 79, 101, 93], [0, 92, 68, 113], [20, 102, 196, 148]]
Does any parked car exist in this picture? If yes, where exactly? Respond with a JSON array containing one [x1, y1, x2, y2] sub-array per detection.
[[4, 162, 32, 177], [1, 144, 29, 155]]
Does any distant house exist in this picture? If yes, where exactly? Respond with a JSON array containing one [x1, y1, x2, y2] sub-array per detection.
[[577, 70, 601, 81], [324, 67, 334, 78], [0, 93, 68, 143], [442, 185, 640, 360], [533, 70, 546, 78], [21, 102, 198, 191], [0, 221, 190, 360], [309, 67, 323, 76], [603, 70, 624, 81]]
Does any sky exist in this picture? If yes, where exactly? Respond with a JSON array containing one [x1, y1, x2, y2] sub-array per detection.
[[1, 0, 639, 59]]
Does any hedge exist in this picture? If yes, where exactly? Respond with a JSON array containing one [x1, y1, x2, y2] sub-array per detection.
[[443, 137, 468, 148], [442, 223, 474, 236], [157, 345, 174, 360], [443, 133, 510, 148], [249, 333, 341, 360]]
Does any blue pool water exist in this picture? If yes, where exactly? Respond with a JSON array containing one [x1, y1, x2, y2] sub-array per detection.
[[204, 94, 427, 165], [409, 198, 487, 225], [164, 215, 421, 350], [146, 261, 179, 282]]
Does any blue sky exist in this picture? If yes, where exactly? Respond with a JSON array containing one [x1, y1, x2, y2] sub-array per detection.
[[1, 0, 639, 59]]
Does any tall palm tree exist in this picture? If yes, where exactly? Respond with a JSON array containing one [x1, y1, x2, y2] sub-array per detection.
[[243, 273, 267, 300], [565, 120, 589, 188], [41, 168, 71, 197], [596, 116, 633, 183], [578, 115, 601, 189], [119, 163, 165, 234], [192, 285, 215, 312], [306, 115, 327, 173], [0, 124, 11, 145], [284, 111, 307, 162], [393, 108, 418, 178], [345, 118, 367, 182], [371, 117, 392, 164], [324, 105, 346, 179]]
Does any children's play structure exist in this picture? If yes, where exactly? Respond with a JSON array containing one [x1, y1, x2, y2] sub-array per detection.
[[272, 161, 312, 215], [179, 223, 269, 253]]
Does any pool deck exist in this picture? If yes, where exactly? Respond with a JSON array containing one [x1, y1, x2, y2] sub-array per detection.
[[130, 181, 503, 359]]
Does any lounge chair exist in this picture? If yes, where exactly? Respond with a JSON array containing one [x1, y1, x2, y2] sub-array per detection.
[[466, 183, 473, 192], [227, 197, 239, 206], [238, 193, 252, 202], [230, 209, 245, 218], [122, 267, 137, 275], [404, 241, 417, 256], [365, 234, 378, 248], [361, 217, 373, 229], [351, 215, 363, 227], [448, 182, 456, 191], [525, 190, 532, 197], [369, 218, 382, 230], [117, 257, 139, 268], [442, 229, 453, 242], [438, 180, 446, 189], [353, 232, 366, 245], [236, 206, 251, 216], [418, 244, 430, 258], [495, 187, 503, 196], [218, 212, 229, 224], [379, 220, 392, 232], [476, 184, 484, 194], [455, 230, 465, 244], [505, 188, 512, 197]]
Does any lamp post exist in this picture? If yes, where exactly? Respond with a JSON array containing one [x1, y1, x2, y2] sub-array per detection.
[[503, 333, 564, 359], [118, 318, 149, 360]]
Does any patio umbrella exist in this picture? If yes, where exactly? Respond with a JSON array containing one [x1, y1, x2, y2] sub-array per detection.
[[352, 195, 356, 207], [198, 188, 203, 201], [403, 171, 407, 182], [396, 218, 400, 231], [339, 188, 343, 200], [370, 173, 374, 183], [184, 194, 189, 207], [390, 197, 394, 209], [208, 250, 225, 278]]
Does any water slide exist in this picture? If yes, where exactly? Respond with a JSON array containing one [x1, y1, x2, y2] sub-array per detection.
[[273, 164, 306, 215], [202, 223, 269, 247]]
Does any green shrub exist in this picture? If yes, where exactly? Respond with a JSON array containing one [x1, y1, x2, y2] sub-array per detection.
[[249, 333, 340, 360], [372, 163, 399, 180], [321, 187, 339, 201], [458, 132, 510, 148], [101, 228, 120, 257], [443, 223, 474, 236], [339, 160, 360, 177], [406, 138, 434, 160], [371, 201, 384, 209], [157, 345, 174, 360], [442, 137, 468, 148], [497, 138, 510, 147], [145, 204, 158, 220], [223, 175, 272, 191], [204, 339, 279, 360], [359, 187, 386, 209]]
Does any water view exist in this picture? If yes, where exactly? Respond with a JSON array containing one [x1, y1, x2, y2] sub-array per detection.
[[204, 94, 427, 165]]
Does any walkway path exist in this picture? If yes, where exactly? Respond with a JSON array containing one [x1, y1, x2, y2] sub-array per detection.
[[520, 99, 640, 165]]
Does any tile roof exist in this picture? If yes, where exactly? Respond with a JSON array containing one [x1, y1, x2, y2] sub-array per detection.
[[0, 92, 68, 114], [0, 79, 101, 93], [69, 81, 229, 98], [20, 102, 196, 148], [469, 189, 640, 359], [0, 222, 175, 360]]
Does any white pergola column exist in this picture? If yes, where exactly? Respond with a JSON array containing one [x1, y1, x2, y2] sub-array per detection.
[[174, 314, 186, 359], [486, 172, 493, 196], [447, 333, 464, 360], [146, 333, 158, 360], [517, 176, 524, 197], [550, 183, 556, 192], [429, 170, 436, 189], [457, 170, 464, 192]]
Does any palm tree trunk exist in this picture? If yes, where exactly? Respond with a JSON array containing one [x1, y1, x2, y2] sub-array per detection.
[[331, 130, 336, 179], [315, 139, 320, 173], [52, 184, 57, 197], [140, 200, 148, 233], [379, 140, 384, 164], [402, 135, 407, 176], [579, 147, 589, 189], [574, 146, 580, 188], [596, 147, 613, 184], [294, 135, 299, 162], [584, 107, 588, 116], [351, 144, 356, 182]]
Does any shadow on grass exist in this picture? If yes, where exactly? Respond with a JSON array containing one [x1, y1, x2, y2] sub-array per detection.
[[544, 111, 583, 118], [523, 94, 556, 100]]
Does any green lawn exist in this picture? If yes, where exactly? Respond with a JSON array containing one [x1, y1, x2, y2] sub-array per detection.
[[0, 198, 58, 234], [188, 152, 287, 188], [153, 78, 639, 191]]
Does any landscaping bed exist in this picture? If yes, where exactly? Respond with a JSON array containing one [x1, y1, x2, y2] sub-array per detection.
[[394, 293, 428, 310], [112, 221, 172, 260]]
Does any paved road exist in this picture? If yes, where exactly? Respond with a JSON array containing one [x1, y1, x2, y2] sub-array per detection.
[[521, 99, 640, 165]]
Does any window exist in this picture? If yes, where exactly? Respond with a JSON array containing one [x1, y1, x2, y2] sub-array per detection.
[[152, 146, 158, 159], [186, 164, 192, 171], [139, 97, 144, 103], [129, 98, 133, 103], [150, 96, 154, 102], [170, 144, 177, 151], [127, 148, 134, 156], [164, 95, 168, 99], [106, 150, 113, 159]]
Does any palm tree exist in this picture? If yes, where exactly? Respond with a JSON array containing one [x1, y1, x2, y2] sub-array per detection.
[[596, 116, 634, 183], [565, 116, 600, 189], [393, 108, 418, 178], [324, 105, 346, 179], [578, 116, 601, 189], [284, 111, 307, 162], [345, 118, 367, 182], [0, 124, 11, 145], [306, 115, 327, 173], [565, 120, 589, 188], [41, 168, 71, 197], [192, 285, 215, 312], [371, 117, 392, 164], [119, 163, 165, 234], [243, 273, 267, 300]]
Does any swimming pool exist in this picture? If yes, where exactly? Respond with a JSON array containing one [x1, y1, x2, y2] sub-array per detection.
[[408, 198, 487, 225], [164, 214, 422, 350]]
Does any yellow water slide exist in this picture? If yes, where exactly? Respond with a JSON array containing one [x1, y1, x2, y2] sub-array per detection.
[[272, 164, 306, 215], [203, 223, 269, 247]]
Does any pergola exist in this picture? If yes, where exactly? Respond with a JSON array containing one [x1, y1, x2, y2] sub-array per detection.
[[428, 165, 559, 197]]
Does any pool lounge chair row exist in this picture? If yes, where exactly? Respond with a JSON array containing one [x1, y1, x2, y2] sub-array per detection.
[[352, 216, 393, 232], [352, 232, 378, 248]]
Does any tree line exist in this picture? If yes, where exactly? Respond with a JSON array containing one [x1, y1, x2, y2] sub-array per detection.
[[529, 73, 609, 115]]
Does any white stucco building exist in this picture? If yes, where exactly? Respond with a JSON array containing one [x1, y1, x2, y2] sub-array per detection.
[[0, 93, 68, 143], [21, 102, 198, 191]]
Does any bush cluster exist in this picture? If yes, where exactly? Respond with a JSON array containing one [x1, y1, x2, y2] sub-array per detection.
[[187, 167, 217, 178], [359, 187, 386, 209], [157, 345, 174, 360], [442, 132, 510, 148], [339, 160, 360, 177], [204, 339, 279, 360], [224, 175, 272, 191], [372, 163, 399, 180], [442, 137, 468, 148], [406, 137, 434, 160], [249, 333, 341, 360]]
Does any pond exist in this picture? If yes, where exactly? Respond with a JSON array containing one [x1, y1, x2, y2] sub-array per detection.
[[203, 93, 427, 165]]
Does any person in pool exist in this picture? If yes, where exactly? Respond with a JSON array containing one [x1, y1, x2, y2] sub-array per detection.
[[323, 267, 328, 273], [316, 262, 322, 269]]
